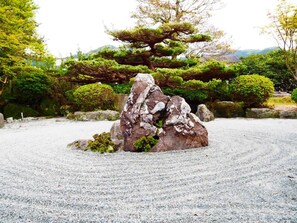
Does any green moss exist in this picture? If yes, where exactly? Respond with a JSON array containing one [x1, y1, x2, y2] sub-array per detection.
[[134, 136, 158, 152], [87, 132, 116, 154]]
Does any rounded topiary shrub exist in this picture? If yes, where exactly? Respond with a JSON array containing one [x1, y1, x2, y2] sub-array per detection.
[[73, 83, 116, 111], [230, 74, 274, 107], [291, 88, 297, 103]]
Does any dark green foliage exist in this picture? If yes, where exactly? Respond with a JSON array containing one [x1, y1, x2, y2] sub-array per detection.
[[239, 50, 297, 91], [12, 66, 51, 104], [182, 60, 236, 82], [162, 87, 208, 103], [87, 132, 115, 154], [110, 83, 132, 94], [133, 136, 158, 152], [291, 88, 297, 102], [207, 101, 245, 118], [154, 70, 183, 87], [65, 58, 151, 84], [230, 74, 275, 107], [207, 79, 231, 101], [39, 98, 60, 116], [3, 103, 39, 119], [73, 83, 116, 111]]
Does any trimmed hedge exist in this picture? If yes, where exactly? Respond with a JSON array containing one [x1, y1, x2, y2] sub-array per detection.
[[73, 83, 116, 111], [230, 74, 274, 107]]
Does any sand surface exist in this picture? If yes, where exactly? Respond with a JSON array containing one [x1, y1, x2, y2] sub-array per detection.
[[0, 118, 296, 222]]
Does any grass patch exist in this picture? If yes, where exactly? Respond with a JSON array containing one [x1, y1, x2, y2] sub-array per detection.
[[265, 96, 296, 107]]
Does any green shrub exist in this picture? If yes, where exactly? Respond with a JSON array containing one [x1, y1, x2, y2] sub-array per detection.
[[162, 87, 208, 103], [292, 88, 297, 102], [13, 67, 51, 104], [134, 136, 158, 152], [73, 83, 116, 111], [207, 79, 231, 101], [230, 74, 274, 107], [87, 132, 115, 154], [110, 83, 132, 94], [39, 98, 60, 116], [3, 103, 39, 119]]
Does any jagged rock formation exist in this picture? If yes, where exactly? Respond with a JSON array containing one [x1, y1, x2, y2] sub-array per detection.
[[120, 73, 208, 152]]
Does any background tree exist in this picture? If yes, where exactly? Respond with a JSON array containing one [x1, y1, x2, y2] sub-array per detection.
[[0, 0, 45, 96], [132, 0, 231, 56], [263, 0, 297, 80], [108, 22, 210, 70]]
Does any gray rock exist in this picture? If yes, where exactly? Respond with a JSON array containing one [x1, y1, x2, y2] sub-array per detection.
[[246, 108, 280, 119], [279, 110, 297, 119], [110, 120, 124, 150], [208, 101, 245, 118], [67, 110, 120, 121], [0, 113, 4, 128], [67, 140, 89, 150], [196, 104, 214, 122], [6, 117, 14, 123], [120, 73, 208, 152]]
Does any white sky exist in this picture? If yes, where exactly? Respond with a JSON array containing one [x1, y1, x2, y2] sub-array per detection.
[[34, 0, 280, 57]]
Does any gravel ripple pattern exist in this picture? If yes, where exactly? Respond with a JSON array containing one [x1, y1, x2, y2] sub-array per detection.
[[0, 118, 297, 223]]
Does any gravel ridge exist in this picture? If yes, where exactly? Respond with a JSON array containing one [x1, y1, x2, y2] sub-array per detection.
[[0, 118, 296, 222]]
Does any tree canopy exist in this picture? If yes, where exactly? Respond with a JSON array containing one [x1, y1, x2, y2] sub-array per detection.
[[132, 0, 231, 56], [0, 0, 45, 95], [263, 0, 297, 80], [108, 22, 210, 70]]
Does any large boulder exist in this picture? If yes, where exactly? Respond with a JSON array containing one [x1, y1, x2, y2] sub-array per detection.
[[0, 113, 4, 128], [196, 104, 214, 122], [207, 101, 245, 118], [120, 73, 208, 152]]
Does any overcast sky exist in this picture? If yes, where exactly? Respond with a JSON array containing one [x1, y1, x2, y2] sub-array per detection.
[[34, 0, 280, 57]]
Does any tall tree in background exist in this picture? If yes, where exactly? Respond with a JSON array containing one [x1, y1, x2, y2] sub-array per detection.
[[109, 22, 210, 70], [263, 0, 297, 80], [132, 0, 231, 56], [0, 0, 45, 95]]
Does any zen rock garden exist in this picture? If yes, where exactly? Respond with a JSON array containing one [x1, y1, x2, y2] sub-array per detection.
[[69, 73, 208, 152]]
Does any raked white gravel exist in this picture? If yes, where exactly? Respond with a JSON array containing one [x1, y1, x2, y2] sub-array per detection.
[[0, 118, 297, 223]]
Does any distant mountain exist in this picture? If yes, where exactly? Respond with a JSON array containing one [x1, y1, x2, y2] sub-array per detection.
[[231, 47, 278, 58]]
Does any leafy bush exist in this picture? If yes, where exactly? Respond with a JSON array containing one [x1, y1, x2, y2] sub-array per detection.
[[73, 83, 116, 111], [134, 136, 158, 152], [230, 74, 274, 107], [291, 88, 297, 102], [13, 67, 51, 104], [39, 98, 60, 116], [207, 79, 231, 101], [110, 83, 132, 94], [87, 132, 115, 153], [3, 103, 39, 119], [162, 87, 208, 103]]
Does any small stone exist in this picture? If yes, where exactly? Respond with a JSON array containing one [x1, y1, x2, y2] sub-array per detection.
[[196, 104, 214, 122], [6, 117, 14, 123], [67, 140, 89, 150], [0, 113, 4, 128]]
